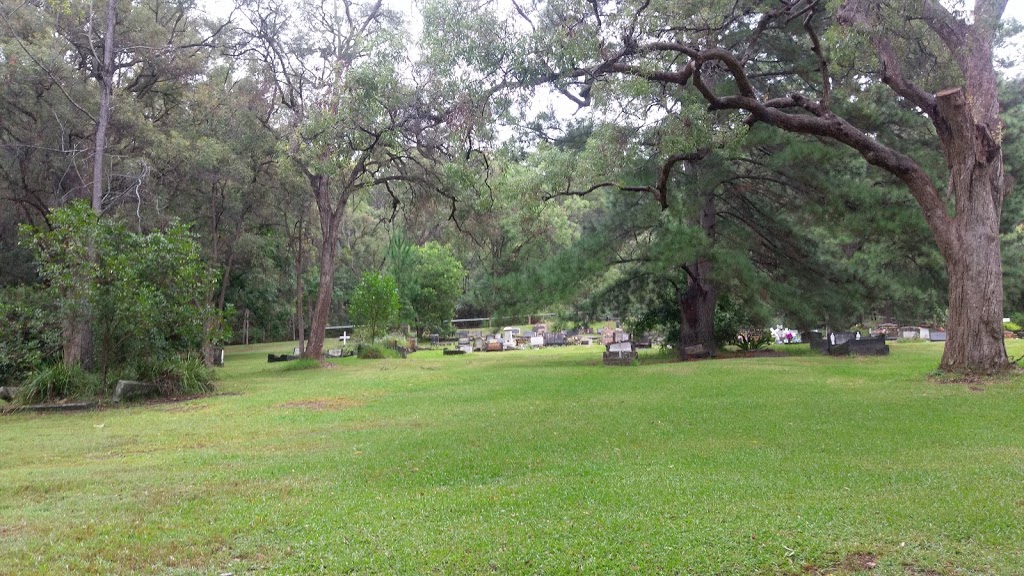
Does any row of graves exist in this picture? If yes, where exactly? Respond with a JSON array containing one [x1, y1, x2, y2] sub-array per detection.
[[443, 324, 598, 355], [805, 331, 890, 356], [872, 324, 948, 342]]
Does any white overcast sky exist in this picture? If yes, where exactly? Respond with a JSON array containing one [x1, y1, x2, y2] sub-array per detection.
[[200, 0, 1024, 77]]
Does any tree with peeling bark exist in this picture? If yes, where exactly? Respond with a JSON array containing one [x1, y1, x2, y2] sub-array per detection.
[[236, 0, 419, 361], [427, 0, 1018, 374]]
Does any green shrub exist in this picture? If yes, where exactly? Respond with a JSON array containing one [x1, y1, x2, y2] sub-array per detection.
[[358, 344, 401, 359], [1004, 321, 1022, 332], [0, 286, 61, 387], [736, 330, 773, 351], [18, 364, 104, 404], [123, 355, 215, 397]]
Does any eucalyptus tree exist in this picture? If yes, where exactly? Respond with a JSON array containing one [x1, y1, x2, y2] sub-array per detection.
[[426, 0, 1019, 373], [236, 0, 424, 360], [1, 0, 226, 367]]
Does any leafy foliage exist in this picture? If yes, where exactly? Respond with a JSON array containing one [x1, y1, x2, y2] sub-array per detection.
[[405, 242, 465, 336], [22, 202, 218, 388], [735, 330, 774, 351], [349, 272, 400, 344], [0, 286, 61, 387]]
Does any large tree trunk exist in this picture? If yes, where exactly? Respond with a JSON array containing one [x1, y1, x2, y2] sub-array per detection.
[[303, 175, 349, 362], [934, 87, 1008, 373], [942, 231, 1007, 372], [676, 188, 717, 360], [677, 275, 716, 360]]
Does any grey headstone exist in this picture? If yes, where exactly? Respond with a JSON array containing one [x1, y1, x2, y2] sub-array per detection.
[[112, 380, 161, 403]]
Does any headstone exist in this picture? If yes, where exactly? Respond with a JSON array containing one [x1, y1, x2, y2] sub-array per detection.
[[339, 331, 351, 346], [0, 387, 17, 402], [212, 347, 225, 367], [112, 380, 161, 403], [830, 336, 889, 356], [603, 339, 637, 366], [530, 335, 545, 348], [544, 332, 567, 346], [430, 334, 440, 346], [930, 331, 947, 342], [810, 336, 829, 352]]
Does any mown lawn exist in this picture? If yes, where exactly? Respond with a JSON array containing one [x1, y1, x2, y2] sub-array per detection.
[[2, 341, 1024, 575]]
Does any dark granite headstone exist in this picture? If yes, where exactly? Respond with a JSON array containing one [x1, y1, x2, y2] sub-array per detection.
[[830, 336, 889, 356], [930, 331, 947, 342]]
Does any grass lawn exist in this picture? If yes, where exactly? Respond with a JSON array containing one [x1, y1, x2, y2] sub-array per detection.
[[3, 341, 1024, 575]]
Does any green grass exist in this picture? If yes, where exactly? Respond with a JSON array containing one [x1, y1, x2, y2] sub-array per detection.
[[2, 342, 1024, 575]]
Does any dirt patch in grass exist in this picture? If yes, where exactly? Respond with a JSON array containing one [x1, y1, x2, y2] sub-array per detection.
[[277, 397, 364, 411], [802, 552, 878, 575], [0, 524, 25, 537]]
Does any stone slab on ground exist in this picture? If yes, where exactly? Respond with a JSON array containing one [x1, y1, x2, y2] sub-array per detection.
[[5, 401, 99, 414], [603, 350, 638, 366], [0, 387, 18, 402], [112, 380, 161, 403]]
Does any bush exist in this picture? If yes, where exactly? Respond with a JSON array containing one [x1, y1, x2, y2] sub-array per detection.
[[18, 364, 104, 404], [358, 344, 402, 359], [736, 330, 774, 351], [0, 286, 61, 387], [123, 355, 215, 397]]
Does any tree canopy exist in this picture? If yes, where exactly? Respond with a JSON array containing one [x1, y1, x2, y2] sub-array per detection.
[[0, 0, 1021, 385]]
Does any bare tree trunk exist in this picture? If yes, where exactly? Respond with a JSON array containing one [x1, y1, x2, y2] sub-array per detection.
[[62, 317, 90, 367], [63, 0, 115, 370], [295, 216, 306, 356], [92, 0, 116, 214], [303, 175, 348, 361]]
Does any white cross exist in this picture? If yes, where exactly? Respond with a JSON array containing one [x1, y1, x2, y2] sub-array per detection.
[[339, 331, 350, 346]]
